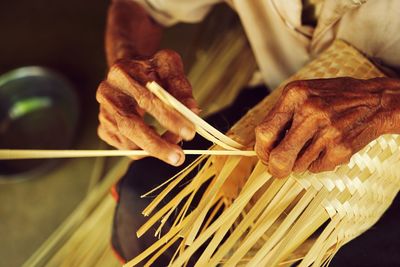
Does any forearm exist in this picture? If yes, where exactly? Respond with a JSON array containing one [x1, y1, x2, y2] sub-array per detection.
[[105, 0, 163, 66]]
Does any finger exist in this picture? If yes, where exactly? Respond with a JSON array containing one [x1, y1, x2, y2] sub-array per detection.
[[98, 87, 183, 158], [152, 50, 200, 113], [164, 75, 199, 113], [162, 131, 182, 144], [97, 82, 141, 117], [98, 126, 122, 148], [268, 114, 321, 178], [255, 111, 293, 165], [100, 109, 182, 157], [293, 134, 327, 173], [98, 125, 143, 160], [309, 145, 352, 173], [255, 82, 310, 165], [99, 106, 144, 154], [99, 107, 118, 132], [114, 112, 185, 166], [107, 66, 196, 141], [153, 49, 185, 76]]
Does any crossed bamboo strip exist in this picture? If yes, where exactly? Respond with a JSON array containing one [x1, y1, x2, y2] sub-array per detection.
[[3, 40, 399, 267], [0, 82, 256, 160], [125, 40, 400, 267]]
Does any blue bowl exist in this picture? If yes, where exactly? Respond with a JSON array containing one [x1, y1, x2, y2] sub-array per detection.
[[0, 67, 79, 179]]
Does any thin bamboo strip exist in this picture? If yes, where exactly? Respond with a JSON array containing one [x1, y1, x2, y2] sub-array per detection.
[[136, 166, 216, 237], [184, 156, 242, 245], [0, 149, 256, 159], [246, 188, 318, 266], [196, 163, 274, 265], [21, 157, 130, 267], [208, 177, 284, 265], [126, 213, 196, 267], [127, 40, 400, 267], [147, 164, 272, 266], [173, 171, 278, 266], [187, 18, 257, 117], [146, 81, 244, 150], [260, 192, 334, 266], [225, 181, 303, 266], [142, 155, 209, 216], [144, 234, 181, 267]]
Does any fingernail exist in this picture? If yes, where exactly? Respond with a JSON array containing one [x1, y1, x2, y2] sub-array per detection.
[[180, 127, 195, 141], [168, 152, 181, 166]]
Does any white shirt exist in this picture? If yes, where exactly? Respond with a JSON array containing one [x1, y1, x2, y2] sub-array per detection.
[[134, 0, 400, 88]]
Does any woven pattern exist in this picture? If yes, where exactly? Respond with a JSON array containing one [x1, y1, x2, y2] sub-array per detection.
[[126, 40, 400, 267]]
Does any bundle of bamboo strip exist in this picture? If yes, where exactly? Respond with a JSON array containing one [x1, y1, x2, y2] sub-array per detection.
[[125, 40, 400, 267]]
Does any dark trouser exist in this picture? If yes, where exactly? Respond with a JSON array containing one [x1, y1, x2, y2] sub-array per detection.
[[111, 86, 400, 267]]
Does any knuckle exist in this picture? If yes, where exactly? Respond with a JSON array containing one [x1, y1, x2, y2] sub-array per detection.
[[98, 111, 104, 122], [254, 141, 270, 162], [155, 49, 181, 62], [255, 147, 269, 165], [282, 81, 309, 104], [255, 124, 264, 136], [301, 102, 330, 125], [284, 80, 306, 94], [255, 124, 273, 142], [108, 63, 125, 80], [320, 127, 340, 144], [168, 76, 192, 92], [153, 50, 184, 76], [96, 82, 109, 102], [97, 126, 107, 140]]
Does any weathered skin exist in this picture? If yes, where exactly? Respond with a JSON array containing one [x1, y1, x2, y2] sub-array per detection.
[[255, 77, 400, 178], [97, 0, 198, 166], [97, 0, 400, 176]]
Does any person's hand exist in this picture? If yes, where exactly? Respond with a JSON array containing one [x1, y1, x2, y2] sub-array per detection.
[[255, 77, 400, 178], [96, 50, 199, 166]]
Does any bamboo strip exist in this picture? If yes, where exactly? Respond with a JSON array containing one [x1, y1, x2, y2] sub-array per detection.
[[141, 155, 209, 216], [185, 156, 242, 245], [137, 165, 215, 237], [127, 40, 400, 267], [246, 188, 318, 266], [125, 213, 195, 267], [224, 181, 302, 266], [0, 149, 256, 159], [146, 81, 244, 150], [1, 80, 257, 161], [21, 157, 130, 267], [196, 164, 272, 264], [174, 169, 276, 266]]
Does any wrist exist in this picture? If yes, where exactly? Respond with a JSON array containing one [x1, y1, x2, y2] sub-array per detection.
[[106, 1, 162, 66]]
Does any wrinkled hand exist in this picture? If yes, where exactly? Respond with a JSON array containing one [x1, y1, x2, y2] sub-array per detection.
[[255, 77, 400, 178], [96, 50, 199, 166]]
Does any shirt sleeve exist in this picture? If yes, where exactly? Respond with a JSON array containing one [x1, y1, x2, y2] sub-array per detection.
[[337, 0, 400, 74], [133, 0, 223, 26]]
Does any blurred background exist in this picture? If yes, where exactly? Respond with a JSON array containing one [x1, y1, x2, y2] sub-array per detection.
[[0, 1, 109, 266]]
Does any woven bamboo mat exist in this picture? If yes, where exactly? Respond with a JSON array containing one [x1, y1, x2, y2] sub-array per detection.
[[127, 40, 400, 267]]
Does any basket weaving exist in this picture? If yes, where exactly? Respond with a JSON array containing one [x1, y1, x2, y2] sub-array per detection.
[[126, 40, 400, 267]]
